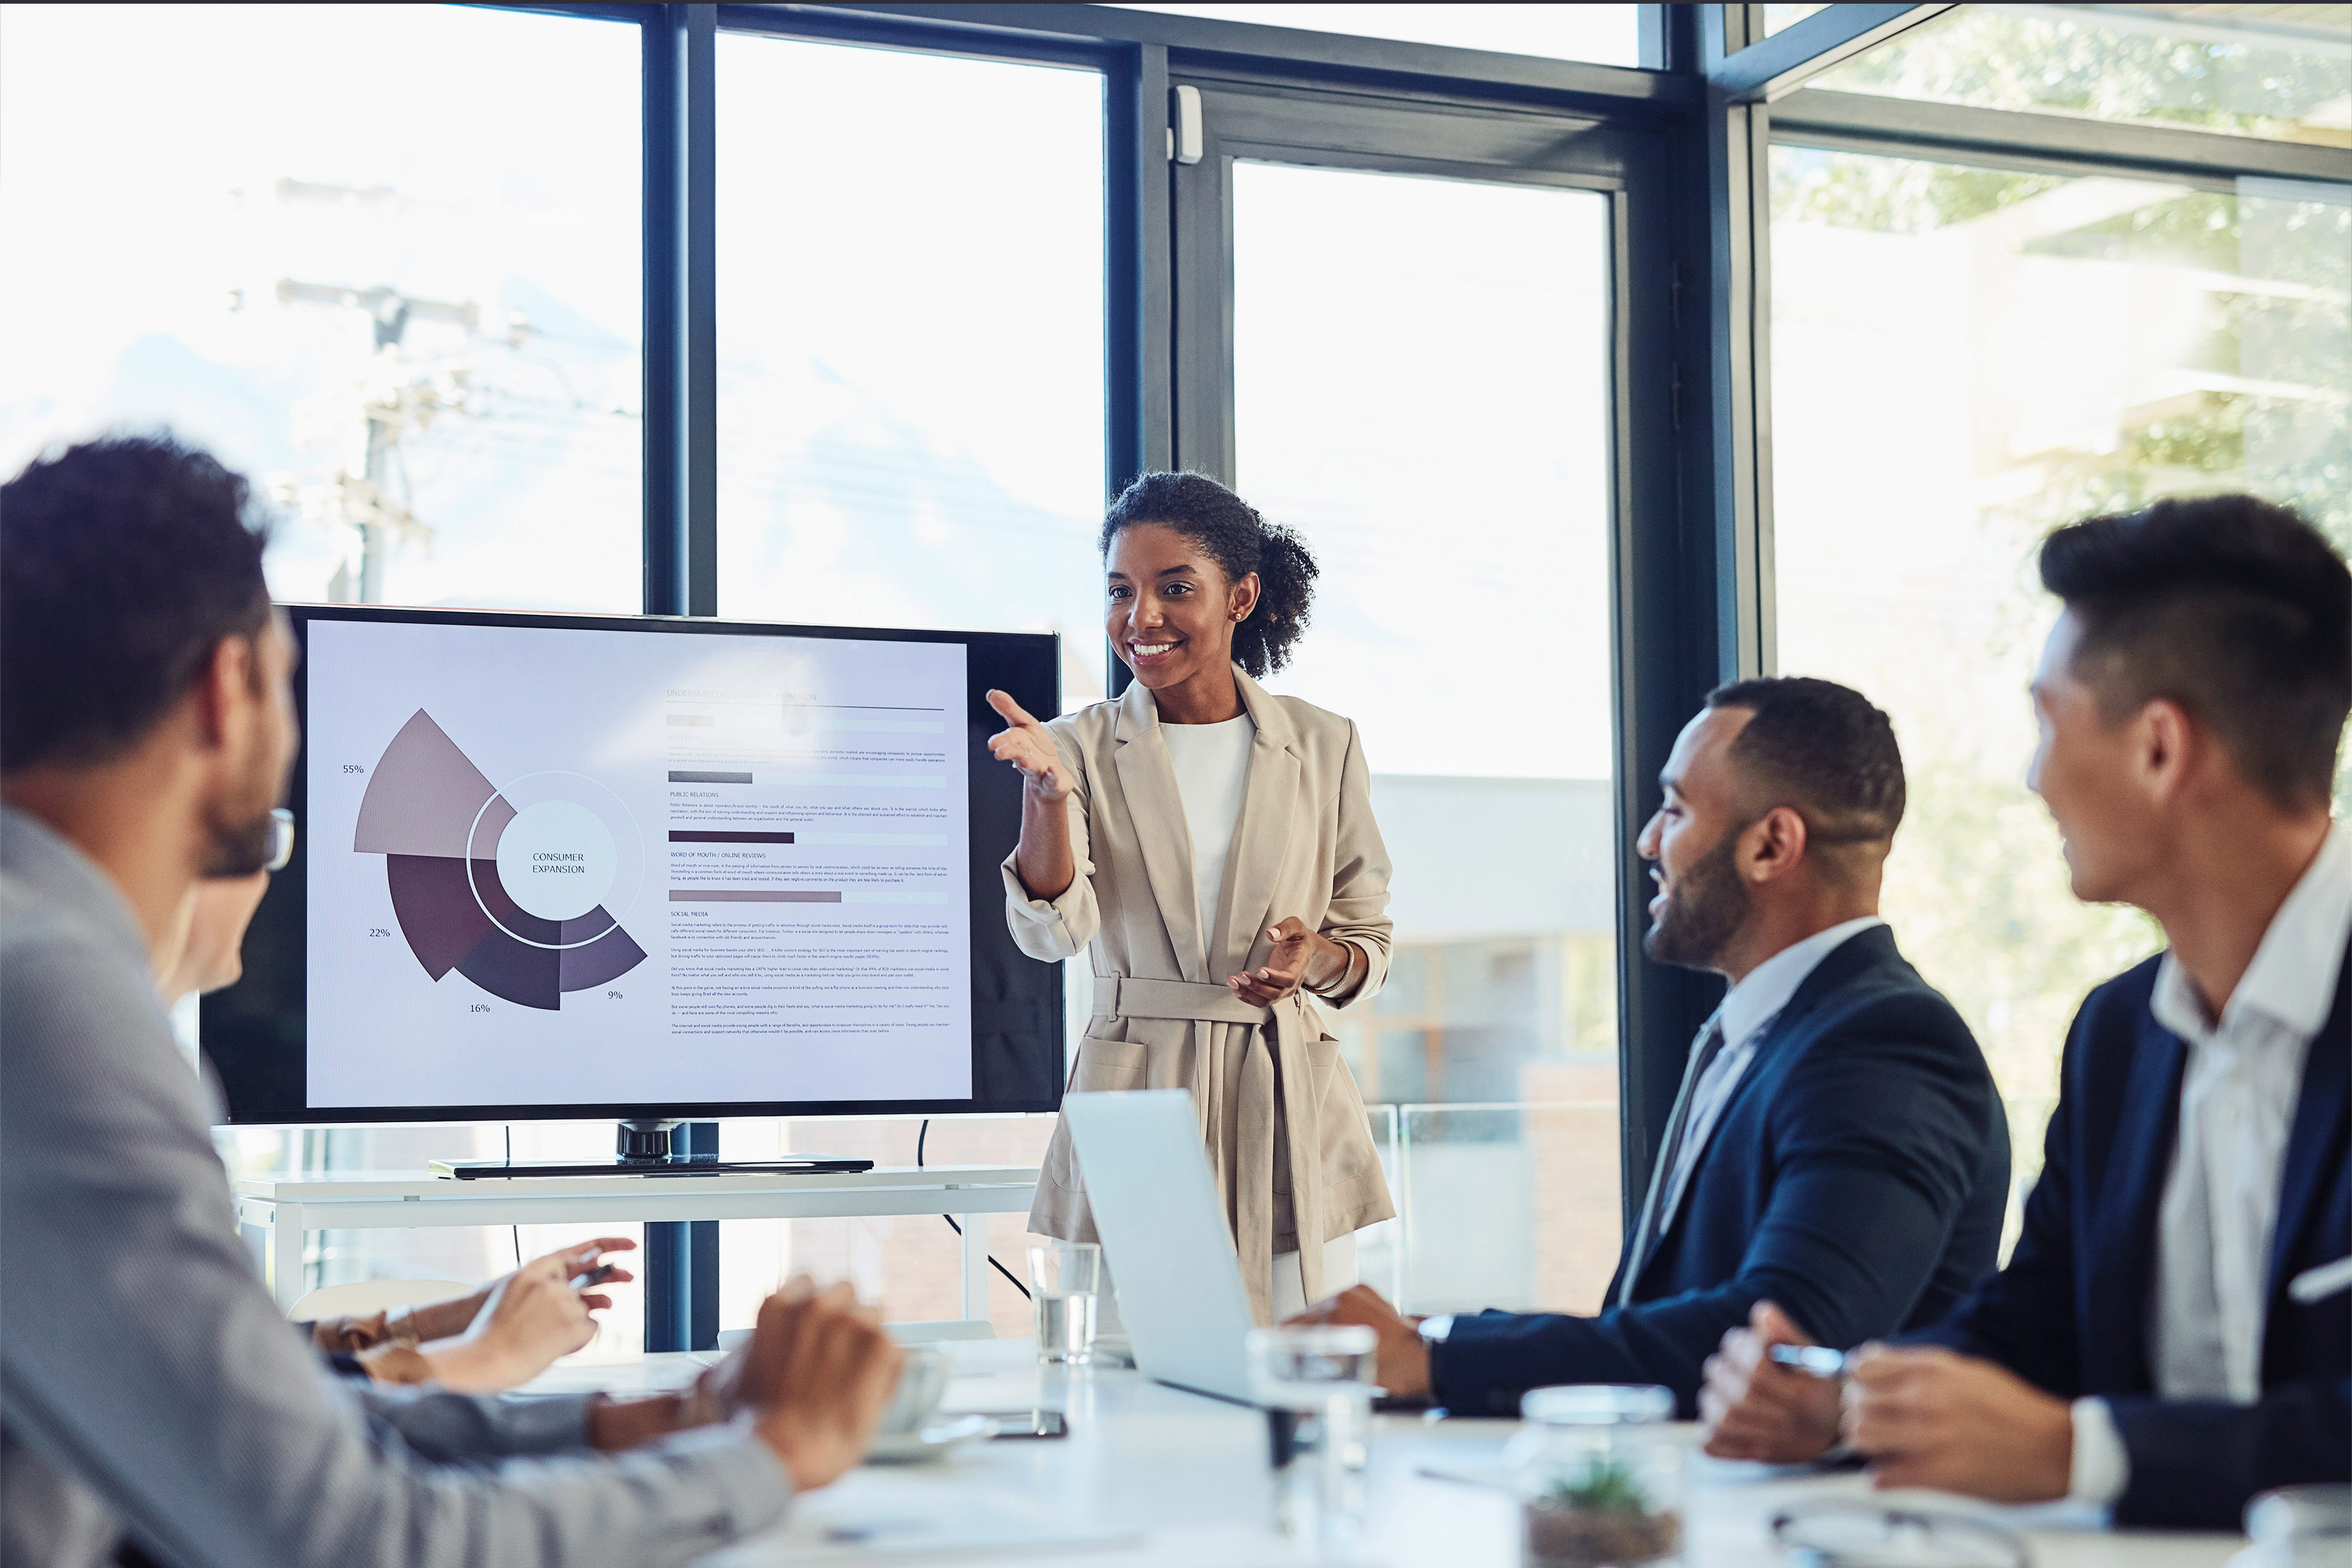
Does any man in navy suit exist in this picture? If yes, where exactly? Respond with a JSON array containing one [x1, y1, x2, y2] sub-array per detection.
[[1702, 495, 2351, 1529], [1292, 677, 2010, 1415]]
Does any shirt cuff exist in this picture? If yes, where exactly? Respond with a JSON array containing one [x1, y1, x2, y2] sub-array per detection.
[[1307, 941, 1367, 1005], [2067, 1396, 2128, 1507], [658, 1413, 797, 1531]]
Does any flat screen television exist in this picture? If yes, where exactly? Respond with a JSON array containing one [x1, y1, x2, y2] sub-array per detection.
[[203, 605, 1065, 1127]]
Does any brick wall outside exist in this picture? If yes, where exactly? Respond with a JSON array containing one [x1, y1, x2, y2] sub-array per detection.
[[1518, 1060, 1621, 1316]]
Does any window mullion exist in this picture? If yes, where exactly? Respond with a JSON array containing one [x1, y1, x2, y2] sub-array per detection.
[[644, 3, 718, 618]]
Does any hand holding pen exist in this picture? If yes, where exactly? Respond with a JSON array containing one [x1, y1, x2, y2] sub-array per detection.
[[1699, 1300, 1847, 1463]]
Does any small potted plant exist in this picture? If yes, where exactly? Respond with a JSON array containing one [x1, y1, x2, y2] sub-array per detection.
[[1521, 1453, 1683, 1567], [1507, 1385, 1684, 1568]]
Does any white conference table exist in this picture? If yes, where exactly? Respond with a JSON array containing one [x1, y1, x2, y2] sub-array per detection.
[[526, 1341, 2250, 1567]]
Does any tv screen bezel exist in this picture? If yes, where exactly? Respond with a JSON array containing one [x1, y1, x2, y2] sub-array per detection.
[[203, 603, 1066, 1126]]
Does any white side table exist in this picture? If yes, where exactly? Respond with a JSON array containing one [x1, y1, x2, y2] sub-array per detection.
[[233, 1164, 1041, 1321]]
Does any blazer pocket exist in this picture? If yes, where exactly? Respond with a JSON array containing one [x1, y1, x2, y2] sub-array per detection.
[[1068, 1038, 1148, 1093]]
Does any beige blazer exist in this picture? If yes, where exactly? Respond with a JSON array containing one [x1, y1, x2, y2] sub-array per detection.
[[1003, 669, 1398, 1324]]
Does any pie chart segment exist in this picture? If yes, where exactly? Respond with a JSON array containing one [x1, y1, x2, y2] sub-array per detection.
[[453, 926, 561, 1011], [355, 709, 515, 858], [356, 710, 646, 1011], [386, 854, 492, 981], [557, 919, 649, 994]]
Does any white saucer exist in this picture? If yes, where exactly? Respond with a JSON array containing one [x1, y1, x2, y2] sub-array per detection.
[[864, 1411, 995, 1465]]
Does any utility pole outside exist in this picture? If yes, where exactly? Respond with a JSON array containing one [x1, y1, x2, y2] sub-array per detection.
[[273, 279, 481, 603]]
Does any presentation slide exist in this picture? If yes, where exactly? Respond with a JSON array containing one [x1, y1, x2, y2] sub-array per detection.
[[303, 618, 973, 1109]]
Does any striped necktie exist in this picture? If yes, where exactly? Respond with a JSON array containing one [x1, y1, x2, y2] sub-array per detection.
[[1619, 1013, 1727, 1308]]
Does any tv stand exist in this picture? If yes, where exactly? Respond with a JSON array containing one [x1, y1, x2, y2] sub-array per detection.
[[429, 1119, 875, 1180]]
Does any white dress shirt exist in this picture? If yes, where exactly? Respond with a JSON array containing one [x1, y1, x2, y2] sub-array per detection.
[[2070, 826, 2352, 1506], [1660, 916, 1890, 1219]]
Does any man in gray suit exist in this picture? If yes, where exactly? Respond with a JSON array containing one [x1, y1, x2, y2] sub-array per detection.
[[0, 435, 904, 1568]]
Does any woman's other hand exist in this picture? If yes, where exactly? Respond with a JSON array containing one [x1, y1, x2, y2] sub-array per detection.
[[1229, 917, 1351, 1006], [986, 690, 1074, 802], [418, 1253, 601, 1392]]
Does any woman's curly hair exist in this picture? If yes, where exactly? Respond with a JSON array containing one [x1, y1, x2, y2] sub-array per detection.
[[1098, 472, 1319, 678]]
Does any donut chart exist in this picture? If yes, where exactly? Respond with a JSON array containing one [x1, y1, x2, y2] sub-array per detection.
[[353, 710, 646, 1011]]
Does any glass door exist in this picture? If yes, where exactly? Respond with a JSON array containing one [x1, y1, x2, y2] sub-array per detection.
[[1166, 81, 1670, 1314]]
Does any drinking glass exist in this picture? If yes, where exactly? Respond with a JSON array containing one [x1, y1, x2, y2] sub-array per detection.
[[2244, 1483, 2352, 1568], [1248, 1324, 1379, 1547], [1026, 1240, 1101, 1365]]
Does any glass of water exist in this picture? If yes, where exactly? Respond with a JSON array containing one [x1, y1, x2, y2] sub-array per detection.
[[1248, 1324, 1379, 1547], [1027, 1240, 1101, 1366]]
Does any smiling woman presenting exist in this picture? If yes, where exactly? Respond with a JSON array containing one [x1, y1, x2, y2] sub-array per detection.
[[986, 471, 1396, 1325]]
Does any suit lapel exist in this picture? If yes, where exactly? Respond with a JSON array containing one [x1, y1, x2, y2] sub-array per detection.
[[2266, 941, 2352, 1311], [1110, 680, 1207, 981], [1646, 927, 1896, 1263], [1221, 673, 1300, 978], [2086, 1009, 2186, 1391]]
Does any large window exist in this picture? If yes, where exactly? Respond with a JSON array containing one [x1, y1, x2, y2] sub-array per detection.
[[0, 4, 645, 612], [713, 34, 1109, 709], [1767, 145, 2352, 1206], [1763, 4, 1831, 36], [706, 32, 1108, 1333], [1231, 160, 1622, 1313], [1802, 5, 2352, 147]]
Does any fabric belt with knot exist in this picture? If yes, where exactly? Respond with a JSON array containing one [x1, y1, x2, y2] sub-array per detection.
[[1090, 974, 1324, 1324]]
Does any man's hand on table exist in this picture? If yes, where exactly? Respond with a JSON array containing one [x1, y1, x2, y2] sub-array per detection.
[[588, 1275, 904, 1474], [1701, 1300, 1843, 1463], [1284, 1285, 1431, 1400], [1844, 1344, 2073, 1503], [741, 1276, 905, 1491]]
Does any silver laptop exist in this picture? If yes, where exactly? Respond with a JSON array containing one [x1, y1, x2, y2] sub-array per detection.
[[1060, 1089, 1258, 1404]]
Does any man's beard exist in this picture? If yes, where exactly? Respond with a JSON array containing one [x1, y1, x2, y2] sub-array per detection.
[[202, 797, 279, 878], [1642, 828, 1750, 970]]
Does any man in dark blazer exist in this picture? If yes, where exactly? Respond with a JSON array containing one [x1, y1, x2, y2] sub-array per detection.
[[1292, 677, 2010, 1416], [1702, 495, 2351, 1530]]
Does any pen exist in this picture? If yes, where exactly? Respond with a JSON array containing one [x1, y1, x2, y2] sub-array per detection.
[[2288, 1256, 2352, 1305], [1769, 1344, 1852, 1380]]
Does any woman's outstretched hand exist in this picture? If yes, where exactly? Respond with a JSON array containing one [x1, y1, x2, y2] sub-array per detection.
[[986, 690, 1074, 802], [1229, 917, 1351, 1006], [990, 689, 1079, 902]]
